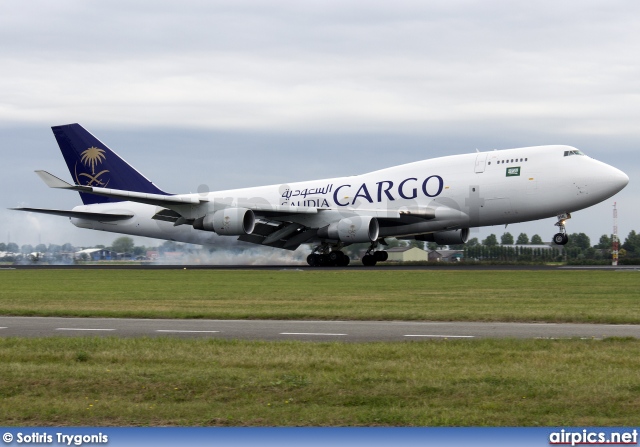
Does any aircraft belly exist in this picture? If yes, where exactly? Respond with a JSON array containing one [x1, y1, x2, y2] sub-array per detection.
[[378, 211, 467, 238], [479, 198, 513, 226], [82, 218, 221, 246], [473, 174, 533, 225]]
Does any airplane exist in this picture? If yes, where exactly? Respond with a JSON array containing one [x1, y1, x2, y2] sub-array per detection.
[[12, 123, 629, 266]]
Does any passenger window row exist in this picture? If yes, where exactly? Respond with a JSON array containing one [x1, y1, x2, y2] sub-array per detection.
[[488, 158, 528, 166]]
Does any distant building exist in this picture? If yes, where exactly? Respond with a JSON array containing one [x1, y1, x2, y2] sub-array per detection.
[[428, 249, 464, 262], [74, 248, 119, 261], [385, 246, 429, 262], [0, 251, 19, 258], [28, 252, 46, 261], [0, 251, 21, 262]]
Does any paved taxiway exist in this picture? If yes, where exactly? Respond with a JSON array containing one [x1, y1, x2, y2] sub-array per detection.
[[1, 316, 640, 341]]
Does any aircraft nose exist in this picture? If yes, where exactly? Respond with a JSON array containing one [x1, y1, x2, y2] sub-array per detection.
[[596, 163, 629, 197], [582, 159, 629, 203], [610, 166, 629, 192]]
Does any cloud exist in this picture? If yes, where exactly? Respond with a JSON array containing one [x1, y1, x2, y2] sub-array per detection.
[[1, 1, 640, 135], [0, 1, 638, 250]]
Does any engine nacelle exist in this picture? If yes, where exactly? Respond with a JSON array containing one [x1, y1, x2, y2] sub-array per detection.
[[417, 228, 469, 245], [318, 216, 379, 243], [193, 208, 255, 236]]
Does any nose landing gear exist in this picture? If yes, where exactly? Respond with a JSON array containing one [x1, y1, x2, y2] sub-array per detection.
[[553, 213, 571, 245]]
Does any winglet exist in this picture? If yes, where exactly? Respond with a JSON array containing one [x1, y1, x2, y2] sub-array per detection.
[[35, 170, 77, 189]]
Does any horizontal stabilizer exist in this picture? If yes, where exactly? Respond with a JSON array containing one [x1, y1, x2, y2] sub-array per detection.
[[35, 170, 76, 189], [34, 170, 204, 207], [11, 207, 133, 222]]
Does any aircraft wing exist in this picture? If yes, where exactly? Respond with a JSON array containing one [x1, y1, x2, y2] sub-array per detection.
[[11, 207, 133, 222], [238, 221, 318, 250], [236, 208, 435, 250]]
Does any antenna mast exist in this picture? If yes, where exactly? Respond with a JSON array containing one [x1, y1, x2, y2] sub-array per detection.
[[612, 202, 618, 266]]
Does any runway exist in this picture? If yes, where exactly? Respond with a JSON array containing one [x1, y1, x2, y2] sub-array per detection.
[[1, 316, 640, 341], [8, 263, 640, 271]]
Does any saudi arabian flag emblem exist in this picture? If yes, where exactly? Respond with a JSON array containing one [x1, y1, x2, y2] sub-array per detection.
[[506, 167, 521, 177]]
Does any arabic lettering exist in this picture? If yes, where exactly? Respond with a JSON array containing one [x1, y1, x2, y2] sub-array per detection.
[[281, 184, 334, 201]]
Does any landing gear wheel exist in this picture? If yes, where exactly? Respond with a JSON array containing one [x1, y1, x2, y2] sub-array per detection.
[[374, 251, 388, 262], [309, 247, 351, 267], [328, 251, 342, 263], [553, 213, 571, 246], [553, 233, 569, 245], [362, 254, 377, 266], [329, 251, 350, 267]]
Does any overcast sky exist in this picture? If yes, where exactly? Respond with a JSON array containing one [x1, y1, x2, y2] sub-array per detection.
[[1, 0, 638, 249]]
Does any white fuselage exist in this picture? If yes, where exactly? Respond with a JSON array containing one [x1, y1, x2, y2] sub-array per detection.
[[69, 145, 629, 246]]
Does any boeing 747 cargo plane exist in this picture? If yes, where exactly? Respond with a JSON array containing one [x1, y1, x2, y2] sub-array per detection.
[[13, 124, 629, 266]]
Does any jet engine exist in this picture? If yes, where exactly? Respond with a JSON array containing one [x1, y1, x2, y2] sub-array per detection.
[[193, 208, 255, 235], [417, 228, 469, 245], [318, 216, 379, 243]]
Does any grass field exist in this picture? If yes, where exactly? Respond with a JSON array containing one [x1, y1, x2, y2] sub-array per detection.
[[0, 269, 639, 323], [1, 336, 640, 426], [2, 268, 640, 427]]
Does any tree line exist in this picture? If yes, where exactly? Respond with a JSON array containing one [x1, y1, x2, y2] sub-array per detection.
[[460, 230, 640, 263], [2, 230, 640, 264]]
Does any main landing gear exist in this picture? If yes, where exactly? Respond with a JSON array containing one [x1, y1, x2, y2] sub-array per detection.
[[552, 213, 571, 245], [361, 242, 388, 266], [307, 243, 350, 267], [306, 242, 389, 267]]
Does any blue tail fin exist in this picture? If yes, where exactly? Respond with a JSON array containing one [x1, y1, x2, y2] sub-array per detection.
[[52, 123, 169, 205]]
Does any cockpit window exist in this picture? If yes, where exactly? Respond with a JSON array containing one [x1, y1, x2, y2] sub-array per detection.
[[564, 149, 584, 157]]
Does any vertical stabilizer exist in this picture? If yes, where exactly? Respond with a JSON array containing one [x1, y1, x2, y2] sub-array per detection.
[[52, 123, 169, 205]]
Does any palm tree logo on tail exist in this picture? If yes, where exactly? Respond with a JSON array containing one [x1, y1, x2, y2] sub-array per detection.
[[75, 146, 110, 187]]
